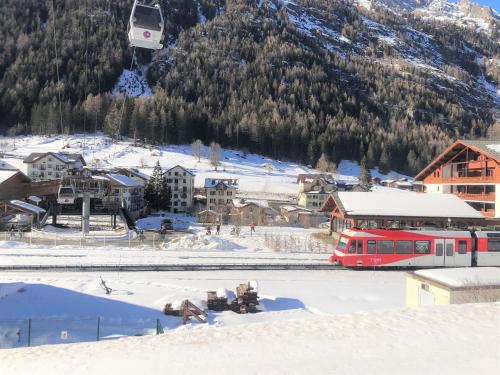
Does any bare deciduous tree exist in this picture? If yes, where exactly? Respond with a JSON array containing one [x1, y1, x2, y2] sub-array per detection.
[[191, 139, 203, 162], [210, 141, 221, 170]]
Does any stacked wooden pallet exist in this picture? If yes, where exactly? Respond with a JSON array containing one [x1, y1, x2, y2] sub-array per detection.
[[234, 283, 259, 314], [206, 282, 260, 314]]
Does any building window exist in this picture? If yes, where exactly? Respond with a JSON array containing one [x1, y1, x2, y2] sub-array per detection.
[[377, 241, 394, 254], [396, 240, 412, 254], [181, 202, 186, 206], [210, 191, 215, 196]]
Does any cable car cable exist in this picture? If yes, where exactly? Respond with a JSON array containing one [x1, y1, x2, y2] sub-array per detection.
[[50, 0, 64, 137]]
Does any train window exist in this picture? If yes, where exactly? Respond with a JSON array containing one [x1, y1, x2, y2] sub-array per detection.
[[435, 243, 443, 256], [357, 241, 363, 254], [377, 240, 394, 254], [348, 240, 357, 254], [487, 239, 500, 252], [367, 240, 376, 254], [414, 241, 430, 254], [458, 240, 467, 254], [396, 240, 412, 254], [445, 244, 453, 256], [337, 237, 348, 251]]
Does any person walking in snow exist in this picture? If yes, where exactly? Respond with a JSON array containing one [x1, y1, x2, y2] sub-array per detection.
[[216, 224, 221, 235], [206, 226, 212, 235], [250, 222, 256, 236]]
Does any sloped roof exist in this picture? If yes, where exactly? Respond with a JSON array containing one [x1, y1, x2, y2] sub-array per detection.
[[164, 165, 195, 176], [334, 192, 484, 219], [232, 199, 269, 208], [106, 174, 144, 188], [204, 178, 238, 189], [0, 160, 17, 170], [8, 200, 46, 215], [23, 152, 86, 165], [415, 140, 500, 181]]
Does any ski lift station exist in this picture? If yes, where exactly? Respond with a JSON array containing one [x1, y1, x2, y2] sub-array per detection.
[[128, 1, 164, 50]]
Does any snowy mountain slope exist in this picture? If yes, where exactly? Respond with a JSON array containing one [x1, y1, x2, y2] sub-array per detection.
[[0, 134, 408, 196]]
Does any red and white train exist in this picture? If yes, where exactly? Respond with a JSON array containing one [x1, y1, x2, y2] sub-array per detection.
[[329, 228, 500, 268]]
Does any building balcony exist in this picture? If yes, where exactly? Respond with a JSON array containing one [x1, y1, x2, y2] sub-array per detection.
[[454, 192, 496, 202], [480, 210, 496, 218], [441, 175, 496, 184]]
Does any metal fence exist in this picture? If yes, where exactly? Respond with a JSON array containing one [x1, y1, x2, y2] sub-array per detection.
[[0, 316, 165, 349], [0, 231, 170, 249]]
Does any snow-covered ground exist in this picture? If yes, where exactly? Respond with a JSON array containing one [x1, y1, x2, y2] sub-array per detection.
[[0, 269, 405, 348], [0, 226, 332, 266], [0, 275, 498, 375], [0, 134, 409, 196]]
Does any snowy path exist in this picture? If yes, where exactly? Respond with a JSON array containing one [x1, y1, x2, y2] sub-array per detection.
[[1, 301, 498, 375]]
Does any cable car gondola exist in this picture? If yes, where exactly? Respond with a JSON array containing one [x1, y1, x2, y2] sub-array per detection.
[[128, 0, 164, 50], [57, 180, 76, 205]]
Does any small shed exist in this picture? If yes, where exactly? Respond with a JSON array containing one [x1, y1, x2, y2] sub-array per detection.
[[197, 209, 222, 224], [406, 268, 500, 307]]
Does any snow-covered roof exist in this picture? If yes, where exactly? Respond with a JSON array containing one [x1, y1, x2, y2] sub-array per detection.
[[204, 178, 238, 189], [0, 160, 17, 170], [0, 170, 19, 184], [106, 174, 144, 188], [414, 268, 500, 288], [337, 192, 484, 218], [164, 165, 195, 176], [23, 152, 86, 165], [28, 196, 42, 203], [8, 200, 46, 215], [281, 205, 298, 212], [232, 199, 269, 208]]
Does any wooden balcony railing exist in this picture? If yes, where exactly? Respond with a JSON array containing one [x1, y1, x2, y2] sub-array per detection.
[[454, 192, 496, 202], [481, 210, 496, 218], [441, 175, 496, 183]]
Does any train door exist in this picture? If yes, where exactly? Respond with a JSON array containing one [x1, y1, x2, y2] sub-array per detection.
[[434, 239, 455, 266], [434, 239, 444, 266], [444, 240, 455, 266]]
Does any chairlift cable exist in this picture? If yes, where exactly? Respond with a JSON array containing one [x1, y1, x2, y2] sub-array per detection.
[[111, 46, 136, 163], [50, 0, 64, 139]]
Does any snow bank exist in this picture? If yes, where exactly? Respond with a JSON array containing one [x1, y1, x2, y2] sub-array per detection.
[[1, 302, 498, 375], [162, 233, 245, 251]]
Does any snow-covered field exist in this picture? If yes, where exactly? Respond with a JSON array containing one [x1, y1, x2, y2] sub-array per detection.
[[0, 270, 498, 375], [0, 226, 331, 266], [0, 269, 404, 348], [0, 134, 409, 196]]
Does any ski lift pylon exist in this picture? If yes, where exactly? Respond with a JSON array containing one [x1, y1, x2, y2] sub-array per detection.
[[128, 0, 164, 50]]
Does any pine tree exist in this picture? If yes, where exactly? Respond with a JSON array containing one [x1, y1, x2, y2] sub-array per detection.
[[359, 157, 372, 188], [144, 161, 170, 212]]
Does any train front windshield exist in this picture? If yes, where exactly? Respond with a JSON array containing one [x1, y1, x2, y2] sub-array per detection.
[[337, 237, 349, 251]]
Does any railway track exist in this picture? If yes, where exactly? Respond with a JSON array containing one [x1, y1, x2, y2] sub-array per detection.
[[0, 263, 345, 272]]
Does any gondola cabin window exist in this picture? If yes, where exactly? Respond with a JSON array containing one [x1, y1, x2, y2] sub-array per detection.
[[377, 240, 394, 254], [414, 241, 430, 254]]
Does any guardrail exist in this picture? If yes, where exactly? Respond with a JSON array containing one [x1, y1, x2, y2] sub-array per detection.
[[0, 263, 343, 272]]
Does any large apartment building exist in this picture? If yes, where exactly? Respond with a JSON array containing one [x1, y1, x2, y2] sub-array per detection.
[[414, 140, 500, 219], [23, 152, 86, 181], [164, 165, 195, 213]]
